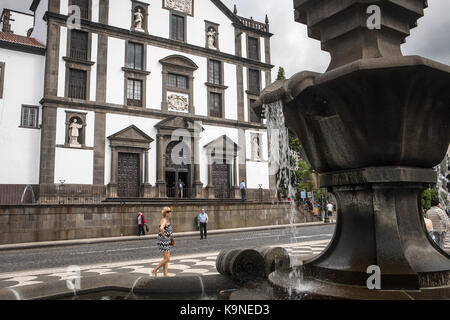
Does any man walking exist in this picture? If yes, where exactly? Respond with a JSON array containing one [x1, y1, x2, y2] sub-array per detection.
[[427, 199, 450, 249], [137, 211, 146, 236], [198, 209, 208, 240], [326, 202, 334, 223], [240, 179, 246, 202]]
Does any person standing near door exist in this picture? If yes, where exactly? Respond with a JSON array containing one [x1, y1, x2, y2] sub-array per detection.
[[178, 179, 185, 198], [198, 208, 209, 240]]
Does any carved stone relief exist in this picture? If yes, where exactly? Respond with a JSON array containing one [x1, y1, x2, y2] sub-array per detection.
[[164, 0, 193, 15], [168, 93, 189, 113]]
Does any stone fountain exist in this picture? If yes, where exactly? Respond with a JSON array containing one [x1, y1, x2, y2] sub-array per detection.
[[255, 0, 450, 299]]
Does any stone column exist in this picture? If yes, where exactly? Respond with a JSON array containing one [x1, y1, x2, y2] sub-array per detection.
[[107, 146, 118, 198], [193, 136, 203, 198], [143, 149, 152, 198], [156, 134, 166, 198], [206, 155, 215, 199], [233, 155, 240, 199]]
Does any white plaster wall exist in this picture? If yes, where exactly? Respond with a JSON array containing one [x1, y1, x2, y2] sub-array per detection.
[[147, 2, 169, 39], [54, 148, 93, 184], [90, 33, 98, 101], [105, 37, 125, 105], [60, 0, 69, 15], [246, 161, 269, 189], [9, 12, 34, 37], [243, 67, 248, 122], [30, 0, 48, 45], [224, 62, 237, 120], [260, 35, 265, 63], [91, 0, 100, 23], [199, 125, 238, 186], [104, 114, 160, 185], [108, 0, 132, 30], [0, 48, 45, 184], [57, 26, 68, 98]]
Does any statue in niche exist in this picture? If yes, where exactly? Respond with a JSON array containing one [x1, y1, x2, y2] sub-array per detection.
[[134, 8, 145, 32], [69, 118, 83, 147], [252, 135, 261, 160], [207, 27, 217, 50]]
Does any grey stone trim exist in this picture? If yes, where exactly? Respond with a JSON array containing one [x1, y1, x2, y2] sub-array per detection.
[[98, 0, 109, 24], [235, 28, 242, 57], [93, 111, 106, 184], [66, 27, 93, 62], [131, 0, 149, 34], [264, 36, 271, 65], [246, 67, 262, 97], [41, 97, 268, 130], [265, 70, 272, 89], [64, 61, 92, 101], [247, 96, 262, 124], [0, 62, 4, 99], [205, 20, 220, 51], [44, 12, 274, 71], [96, 34, 108, 102], [233, 24, 274, 38], [44, 22, 60, 97], [48, 0, 61, 13], [39, 106, 57, 184]]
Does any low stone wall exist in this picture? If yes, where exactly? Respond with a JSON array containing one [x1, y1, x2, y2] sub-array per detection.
[[0, 201, 302, 245]]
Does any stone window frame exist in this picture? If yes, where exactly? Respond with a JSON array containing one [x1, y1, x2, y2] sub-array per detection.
[[160, 55, 198, 115], [122, 39, 150, 109], [19, 105, 40, 129], [65, 64, 91, 101], [162, 0, 194, 17], [0, 62, 4, 99], [69, 0, 92, 21], [248, 97, 262, 124], [169, 11, 187, 42], [206, 58, 228, 119], [64, 111, 88, 148], [205, 20, 219, 51], [67, 28, 92, 62], [246, 68, 261, 96], [246, 33, 261, 62], [131, 0, 149, 34]]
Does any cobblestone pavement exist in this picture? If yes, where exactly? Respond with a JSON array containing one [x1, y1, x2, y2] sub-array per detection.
[[0, 239, 330, 289]]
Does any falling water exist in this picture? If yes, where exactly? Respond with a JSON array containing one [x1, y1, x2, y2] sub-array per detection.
[[436, 154, 449, 212], [263, 101, 299, 242]]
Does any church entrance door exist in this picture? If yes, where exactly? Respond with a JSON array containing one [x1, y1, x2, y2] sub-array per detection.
[[117, 153, 140, 198]]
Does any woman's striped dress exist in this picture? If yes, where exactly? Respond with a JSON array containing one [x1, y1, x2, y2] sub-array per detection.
[[157, 222, 173, 253]]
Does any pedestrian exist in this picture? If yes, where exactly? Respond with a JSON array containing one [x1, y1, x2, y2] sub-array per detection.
[[178, 179, 184, 198], [426, 199, 450, 249], [240, 179, 246, 202], [137, 211, 146, 236], [152, 207, 174, 277], [423, 210, 434, 240], [326, 202, 334, 223], [198, 208, 209, 240]]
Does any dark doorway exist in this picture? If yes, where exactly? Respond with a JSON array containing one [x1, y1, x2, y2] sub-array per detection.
[[212, 163, 231, 198], [118, 153, 140, 198], [165, 140, 191, 198]]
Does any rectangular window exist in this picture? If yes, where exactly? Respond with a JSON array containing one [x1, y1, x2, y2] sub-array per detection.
[[209, 92, 222, 118], [0, 62, 4, 99], [249, 99, 262, 123], [248, 37, 259, 60], [249, 69, 260, 94], [21, 106, 39, 128], [127, 79, 143, 107], [68, 68, 87, 99], [72, 0, 89, 19], [167, 73, 188, 89], [171, 14, 185, 41], [70, 30, 89, 61], [209, 60, 221, 85], [127, 42, 143, 70]]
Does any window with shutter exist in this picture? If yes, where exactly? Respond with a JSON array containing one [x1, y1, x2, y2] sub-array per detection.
[[249, 69, 260, 94], [70, 30, 89, 61], [248, 37, 259, 60], [127, 79, 143, 107], [171, 14, 185, 41], [209, 93, 222, 118], [21, 106, 39, 128], [209, 60, 221, 85], [68, 69, 87, 99], [127, 42, 143, 70]]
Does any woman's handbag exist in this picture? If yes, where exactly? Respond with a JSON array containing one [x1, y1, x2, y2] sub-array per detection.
[[145, 224, 149, 233], [170, 237, 176, 247]]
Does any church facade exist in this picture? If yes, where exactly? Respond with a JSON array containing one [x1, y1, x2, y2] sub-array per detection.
[[0, 0, 276, 202]]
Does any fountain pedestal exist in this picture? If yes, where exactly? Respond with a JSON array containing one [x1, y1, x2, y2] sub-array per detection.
[[256, 0, 450, 298]]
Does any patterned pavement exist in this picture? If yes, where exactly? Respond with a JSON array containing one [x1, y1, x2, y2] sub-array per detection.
[[0, 236, 448, 290]]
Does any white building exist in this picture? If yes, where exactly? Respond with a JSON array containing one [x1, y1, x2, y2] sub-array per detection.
[[0, 0, 276, 201]]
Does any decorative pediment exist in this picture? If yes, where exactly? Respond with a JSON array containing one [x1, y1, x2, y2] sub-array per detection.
[[204, 135, 239, 157], [108, 125, 154, 149], [155, 116, 204, 136], [159, 55, 199, 70]]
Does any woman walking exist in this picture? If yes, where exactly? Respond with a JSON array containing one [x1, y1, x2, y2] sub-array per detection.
[[152, 207, 174, 277]]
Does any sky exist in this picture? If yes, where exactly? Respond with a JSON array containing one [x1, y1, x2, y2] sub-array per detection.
[[2, 0, 450, 78]]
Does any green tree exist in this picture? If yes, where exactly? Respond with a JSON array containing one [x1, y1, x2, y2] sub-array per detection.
[[421, 188, 439, 211], [276, 66, 286, 80]]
